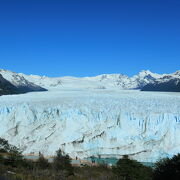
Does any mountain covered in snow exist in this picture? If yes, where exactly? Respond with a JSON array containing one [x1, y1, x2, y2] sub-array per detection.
[[0, 74, 19, 95], [0, 69, 180, 91], [141, 71, 180, 92], [0, 69, 47, 94]]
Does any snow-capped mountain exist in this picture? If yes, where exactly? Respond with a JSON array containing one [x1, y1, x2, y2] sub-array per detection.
[[173, 70, 180, 77], [0, 74, 19, 95], [1, 69, 178, 90], [129, 70, 161, 89], [21, 74, 62, 89], [141, 71, 180, 92], [0, 69, 47, 93]]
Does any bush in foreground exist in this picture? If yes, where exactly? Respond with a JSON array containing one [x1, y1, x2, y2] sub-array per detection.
[[53, 149, 74, 176], [153, 154, 180, 180], [37, 152, 50, 169], [112, 155, 153, 180]]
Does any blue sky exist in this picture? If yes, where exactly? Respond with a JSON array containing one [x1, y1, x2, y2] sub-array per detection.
[[0, 0, 179, 77]]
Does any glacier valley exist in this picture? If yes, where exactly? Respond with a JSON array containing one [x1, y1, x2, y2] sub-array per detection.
[[0, 89, 180, 162]]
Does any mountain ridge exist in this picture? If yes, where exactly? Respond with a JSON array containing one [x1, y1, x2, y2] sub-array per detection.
[[0, 69, 47, 95], [0, 69, 180, 92]]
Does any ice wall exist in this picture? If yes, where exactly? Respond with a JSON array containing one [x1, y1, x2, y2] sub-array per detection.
[[0, 90, 180, 162]]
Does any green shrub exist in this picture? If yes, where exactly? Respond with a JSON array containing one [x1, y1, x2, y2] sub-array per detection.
[[112, 155, 153, 180], [37, 153, 49, 169], [153, 153, 180, 180], [5, 151, 23, 167], [0, 154, 4, 164], [53, 149, 74, 176]]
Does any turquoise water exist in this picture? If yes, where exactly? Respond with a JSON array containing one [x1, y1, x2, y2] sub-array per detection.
[[85, 157, 118, 165], [85, 157, 155, 167], [24, 155, 154, 167]]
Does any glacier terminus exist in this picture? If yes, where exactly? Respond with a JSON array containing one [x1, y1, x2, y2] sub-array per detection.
[[0, 89, 180, 162]]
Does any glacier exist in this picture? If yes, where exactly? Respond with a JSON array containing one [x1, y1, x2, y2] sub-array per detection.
[[0, 89, 180, 162]]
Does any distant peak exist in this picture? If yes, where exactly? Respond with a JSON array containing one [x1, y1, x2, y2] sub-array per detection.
[[173, 70, 180, 76], [0, 69, 15, 74], [139, 70, 153, 75]]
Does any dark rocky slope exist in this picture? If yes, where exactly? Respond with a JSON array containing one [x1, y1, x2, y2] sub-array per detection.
[[0, 75, 19, 95], [0, 74, 47, 96], [141, 78, 180, 92]]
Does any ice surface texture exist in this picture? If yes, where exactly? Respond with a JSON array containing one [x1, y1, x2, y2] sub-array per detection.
[[0, 89, 180, 162]]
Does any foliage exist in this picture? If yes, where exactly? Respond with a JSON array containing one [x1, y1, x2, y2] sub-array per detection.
[[153, 153, 180, 180], [5, 150, 23, 167], [37, 152, 49, 169], [0, 137, 23, 168], [0, 154, 4, 164], [0, 138, 9, 153], [0, 137, 22, 155], [72, 166, 118, 180], [53, 148, 74, 176], [112, 155, 153, 180], [4, 136, 180, 180]]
